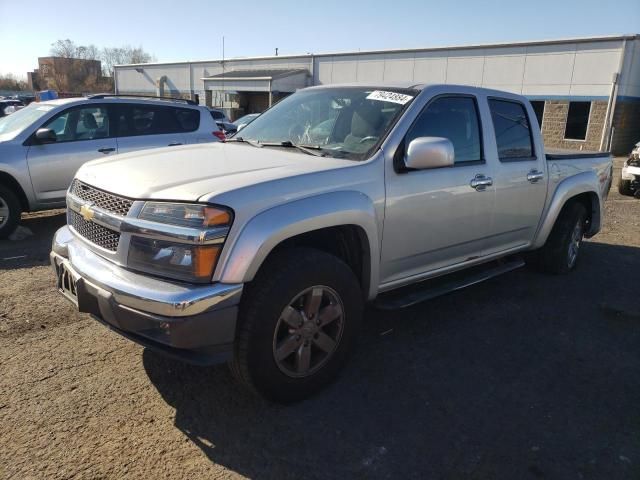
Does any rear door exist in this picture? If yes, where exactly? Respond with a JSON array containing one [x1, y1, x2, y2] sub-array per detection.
[[114, 103, 196, 153], [26, 104, 117, 203], [483, 98, 547, 253]]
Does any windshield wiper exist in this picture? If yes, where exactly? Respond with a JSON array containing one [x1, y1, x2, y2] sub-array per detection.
[[259, 141, 327, 157], [225, 137, 262, 148]]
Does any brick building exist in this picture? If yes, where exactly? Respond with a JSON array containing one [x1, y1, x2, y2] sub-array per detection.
[[27, 57, 105, 93], [114, 34, 640, 154]]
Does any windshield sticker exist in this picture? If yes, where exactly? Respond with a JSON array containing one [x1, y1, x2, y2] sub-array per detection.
[[366, 90, 413, 105]]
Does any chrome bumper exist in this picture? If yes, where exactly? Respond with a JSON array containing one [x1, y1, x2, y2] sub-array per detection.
[[51, 226, 243, 364]]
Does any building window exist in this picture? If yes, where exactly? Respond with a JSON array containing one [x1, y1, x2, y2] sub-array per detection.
[[564, 101, 591, 141], [530, 100, 545, 128]]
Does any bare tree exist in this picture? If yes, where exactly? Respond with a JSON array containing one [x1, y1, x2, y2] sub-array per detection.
[[46, 39, 155, 91], [101, 46, 155, 77], [50, 39, 77, 58], [0, 73, 28, 91]]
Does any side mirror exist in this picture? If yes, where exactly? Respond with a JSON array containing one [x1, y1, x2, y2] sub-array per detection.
[[35, 128, 57, 144], [405, 137, 454, 170]]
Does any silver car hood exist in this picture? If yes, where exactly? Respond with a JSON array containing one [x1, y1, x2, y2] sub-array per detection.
[[75, 143, 356, 201]]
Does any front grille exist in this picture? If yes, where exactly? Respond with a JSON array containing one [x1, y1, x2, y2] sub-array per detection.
[[70, 179, 134, 217], [70, 210, 120, 252]]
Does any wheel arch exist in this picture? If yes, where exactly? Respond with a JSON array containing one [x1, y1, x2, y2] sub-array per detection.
[[0, 170, 30, 211], [532, 171, 602, 249], [217, 191, 380, 300]]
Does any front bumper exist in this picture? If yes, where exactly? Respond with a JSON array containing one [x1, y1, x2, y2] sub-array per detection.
[[51, 226, 243, 365], [622, 163, 640, 181]]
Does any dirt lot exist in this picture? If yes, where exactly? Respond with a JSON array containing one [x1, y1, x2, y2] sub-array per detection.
[[1, 158, 639, 480]]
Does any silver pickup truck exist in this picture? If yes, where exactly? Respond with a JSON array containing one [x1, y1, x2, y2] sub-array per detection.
[[51, 84, 612, 401]]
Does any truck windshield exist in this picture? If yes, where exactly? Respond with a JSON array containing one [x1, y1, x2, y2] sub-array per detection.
[[232, 87, 417, 160], [0, 103, 55, 138]]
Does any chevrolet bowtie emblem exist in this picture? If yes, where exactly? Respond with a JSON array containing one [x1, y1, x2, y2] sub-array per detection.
[[80, 204, 95, 222]]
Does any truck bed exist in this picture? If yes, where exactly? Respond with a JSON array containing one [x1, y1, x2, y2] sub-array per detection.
[[545, 149, 611, 161]]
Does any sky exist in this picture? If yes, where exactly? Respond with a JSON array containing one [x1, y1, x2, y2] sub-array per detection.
[[1, 0, 639, 78]]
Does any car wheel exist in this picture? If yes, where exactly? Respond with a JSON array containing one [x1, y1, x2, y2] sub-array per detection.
[[230, 247, 363, 402], [618, 177, 632, 196], [0, 185, 21, 239], [534, 202, 587, 275]]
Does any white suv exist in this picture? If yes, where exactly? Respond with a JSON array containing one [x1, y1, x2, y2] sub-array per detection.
[[0, 95, 224, 238]]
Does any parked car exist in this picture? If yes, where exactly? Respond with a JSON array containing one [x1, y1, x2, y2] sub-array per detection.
[[619, 141, 640, 197], [51, 84, 612, 401], [13, 94, 36, 105], [0, 94, 223, 238], [208, 108, 236, 136], [233, 113, 260, 132], [0, 99, 24, 118]]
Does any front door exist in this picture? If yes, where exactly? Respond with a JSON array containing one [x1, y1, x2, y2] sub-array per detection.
[[380, 95, 496, 288], [26, 104, 117, 203]]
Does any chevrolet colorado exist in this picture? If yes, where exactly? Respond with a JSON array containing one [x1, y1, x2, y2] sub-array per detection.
[[51, 84, 612, 401]]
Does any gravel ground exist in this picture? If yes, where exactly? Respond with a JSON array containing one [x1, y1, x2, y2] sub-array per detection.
[[1, 158, 639, 480]]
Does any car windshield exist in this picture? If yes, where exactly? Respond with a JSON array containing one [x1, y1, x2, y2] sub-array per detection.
[[234, 87, 416, 160], [235, 113, 258, 125], [0, 103, 55, 137]]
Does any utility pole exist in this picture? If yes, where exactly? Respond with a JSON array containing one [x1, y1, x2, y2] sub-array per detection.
[[221, 36, 225, 109]]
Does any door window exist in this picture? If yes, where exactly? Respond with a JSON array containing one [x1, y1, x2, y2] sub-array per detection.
[[407, 96, 482, 164], [117, 105, 200, 137], [42, 106, 110, 142], [488, 99, 534, 160]]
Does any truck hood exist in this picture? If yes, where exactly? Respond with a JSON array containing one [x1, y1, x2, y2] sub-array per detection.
[[75, 143, 356, 201]]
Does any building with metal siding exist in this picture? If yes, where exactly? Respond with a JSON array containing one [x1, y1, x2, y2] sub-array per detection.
[[114, 34, 640, 154]]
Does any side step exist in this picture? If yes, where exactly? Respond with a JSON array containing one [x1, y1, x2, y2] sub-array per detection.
[[374, 257, 525, 310]]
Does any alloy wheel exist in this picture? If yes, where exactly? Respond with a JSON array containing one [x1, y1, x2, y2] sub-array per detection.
[[272, 286, 345, 378]]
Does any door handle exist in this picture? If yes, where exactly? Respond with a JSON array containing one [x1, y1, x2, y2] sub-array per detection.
[[470, 174, 493, 191], [97, 147, 115, 154], [527, 170, 545, 183], [168, 142, 183, 146]]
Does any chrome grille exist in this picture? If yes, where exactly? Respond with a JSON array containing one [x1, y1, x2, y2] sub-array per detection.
[[69, 210, 120, 252], [70, 179, 134, 217]]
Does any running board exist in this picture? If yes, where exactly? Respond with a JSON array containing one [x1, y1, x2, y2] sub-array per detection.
[[374, 257, 525, 310]]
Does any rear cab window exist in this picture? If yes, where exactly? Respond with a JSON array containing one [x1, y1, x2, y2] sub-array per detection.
[[488, 99, 535, 161]]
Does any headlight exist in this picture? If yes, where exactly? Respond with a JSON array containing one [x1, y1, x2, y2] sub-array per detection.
[[128, 202, 232, 282], [139, 202, 231, 227], [128, 237, 221, 282]]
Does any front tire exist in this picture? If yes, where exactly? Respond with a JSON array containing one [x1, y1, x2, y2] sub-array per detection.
[[533, 202, 587, 274], [230, 248, 363, 402], [618, 177, 632, 196], [0, 185, 22, 240]]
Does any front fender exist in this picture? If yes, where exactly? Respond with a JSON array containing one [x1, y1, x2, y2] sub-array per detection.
[[218, 191, 380, 299], [532, 170, 602, 249]]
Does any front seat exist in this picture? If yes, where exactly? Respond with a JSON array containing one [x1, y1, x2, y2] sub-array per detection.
[[79, 112, 99, 140], [343, 103, 385, 153]]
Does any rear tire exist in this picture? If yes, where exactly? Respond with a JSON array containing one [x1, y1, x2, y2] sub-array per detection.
[[0, 185, 21, 240], [531, 202, 587, 275], [618, 177, 632, 196], [230, 247, 363, 403]]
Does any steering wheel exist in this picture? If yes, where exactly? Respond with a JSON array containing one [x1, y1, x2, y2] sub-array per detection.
[[359, 136, 378, 144]]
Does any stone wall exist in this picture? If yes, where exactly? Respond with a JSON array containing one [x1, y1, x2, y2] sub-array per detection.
[[611, 98, 640, 155], [540, 100, 607, 151]]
